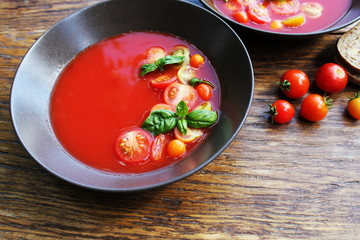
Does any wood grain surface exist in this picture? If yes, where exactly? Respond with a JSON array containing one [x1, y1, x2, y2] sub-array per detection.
[[1, 0, 360, 239]]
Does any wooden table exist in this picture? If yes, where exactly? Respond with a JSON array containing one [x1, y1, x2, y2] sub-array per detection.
[[1, 1, 360, 239]]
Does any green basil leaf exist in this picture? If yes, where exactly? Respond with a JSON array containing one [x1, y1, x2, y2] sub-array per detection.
[[141, 110, 177, 135], [189, 78, 215, 88], [140, 63, 158, 76], [140, 55, 184, 76], [189, 78, 203, 87], [176, 100, 188, 119], [186, 110, 218, 129], [177, 118, 188, 135], [156, 55, 184, 71]]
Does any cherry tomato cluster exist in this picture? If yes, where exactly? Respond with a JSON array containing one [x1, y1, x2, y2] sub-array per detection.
[[267, 63, 359, 123], [115, 46, 219, 165], [222, 0, 324, 30]]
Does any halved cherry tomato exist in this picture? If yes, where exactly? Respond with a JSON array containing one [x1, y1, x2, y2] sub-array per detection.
[[267, 100, 295, 124], [194, 101, 213, 111], [226, 0, 244, 12], [145, 47, 166, 63], [178, 65, 195, 84], [151, 134, 171, 162], [196, 83, 213, 101], [300, 94, 332, 122], [279, 69, 310, 99], [233, 10, 250, 24], [300, 2, 323, 18], [174, 127, 204, 143], [315, 63, 348, 93], [171, 45, 190, 66], [150, 74, 177, 89], [167, 139, 186, 158], [164, 82, 198, 109], [348, 92, 360, 120], [190, 54, 205, 68], [247, 3, 271, 24], [151, 103, 175, 112], [115, 128, 153, 164], [270, 0, 300, 15], [282, 13, 305, 28], [240, 0, 259, 6]]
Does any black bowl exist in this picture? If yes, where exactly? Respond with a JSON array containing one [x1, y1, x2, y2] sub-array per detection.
[[10, 0, 254, 191], [200, 0, 360, 39]]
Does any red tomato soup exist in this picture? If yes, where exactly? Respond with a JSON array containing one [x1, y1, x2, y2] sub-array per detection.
[[50, 31, 221, 173], [213, 0, 352, 33]]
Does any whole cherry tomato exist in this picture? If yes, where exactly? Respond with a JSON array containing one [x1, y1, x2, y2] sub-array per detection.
[[348, 92, 360, 120], [279, 69, 310, 99], [167, 139, 186, 158], [190, 54, 205, 68], [315, 63, 348, 93], [195, 83, 213, 101], [300, 94, 332, 122], [267, 100, 295, 124]]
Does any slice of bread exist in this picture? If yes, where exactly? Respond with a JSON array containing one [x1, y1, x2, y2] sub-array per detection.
[[335, 22, 360, 85]]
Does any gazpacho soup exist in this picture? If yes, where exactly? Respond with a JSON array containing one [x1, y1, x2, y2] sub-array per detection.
[[213, 0, 352, 33], [50, 31, 221, 173]]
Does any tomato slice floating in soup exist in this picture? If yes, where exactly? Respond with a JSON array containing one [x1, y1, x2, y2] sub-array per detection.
[[164, 82, 198, 109], [247, 3, 271, 24], [174, 127, 204, 143], [240, 0, 259, 6], [145, 47, 166, 63], [115, 129, 153, 164], [270, 0, 300, 15], [177, 65, 195, 84], [300, 2, 323, 18], [226, 0, 244, 12], [151, 103, 175, 112], [151, 134, 171, 162], [150, 74, 177, 89]]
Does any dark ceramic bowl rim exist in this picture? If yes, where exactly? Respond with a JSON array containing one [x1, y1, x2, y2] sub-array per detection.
[[10, 0, 254, 192], [200, 0, 360, 38]]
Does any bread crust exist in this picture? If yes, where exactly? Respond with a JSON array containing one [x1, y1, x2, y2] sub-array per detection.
[[335, 22, 360, 85]]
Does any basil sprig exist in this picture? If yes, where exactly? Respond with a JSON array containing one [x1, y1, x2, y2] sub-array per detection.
[[140, 55, 184, 76], [141, 101, 218, 136], [189, 78, 215, 88]]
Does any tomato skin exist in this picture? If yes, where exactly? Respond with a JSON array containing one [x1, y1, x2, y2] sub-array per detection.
[[174, 127, 203, 143], [151, 103, 175, 112], [300, 2, 323, 18], [315, 63, 348, 93], [247, 3, 271, 24], [270, 0, 300, 15], [145, 47, 166, 63], [348, 94, 360, 120], [195, 83, 213, 101], [151, 134, 171, 162], [233, 11, 250, 24], [300, 94, 330, 122], [226, 0, 244, 12], [167, 139, 186, 158], [268, 100, 295, 124], [190, 54, 205, 68], [164, 82, 198, 109], [150, 74, 177, 89], [115, 129, 153, 164], [280, 69, 309, 99]]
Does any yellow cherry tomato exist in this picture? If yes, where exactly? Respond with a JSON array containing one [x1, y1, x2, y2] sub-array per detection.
[[348, 93, 360, 120], [167, 139, 186, 158]]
